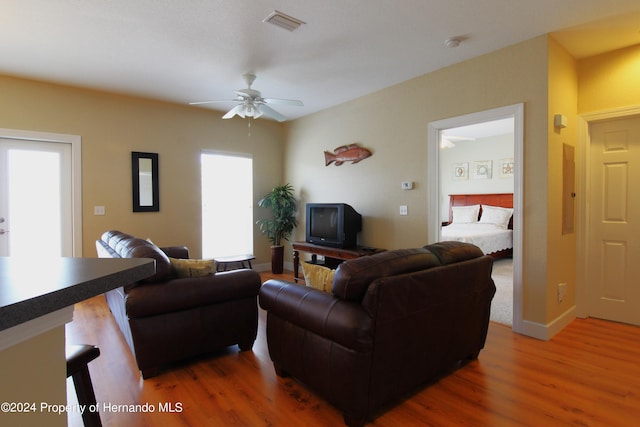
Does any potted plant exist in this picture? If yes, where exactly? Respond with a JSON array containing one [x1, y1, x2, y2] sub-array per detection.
[[257, 183, 298, 274]]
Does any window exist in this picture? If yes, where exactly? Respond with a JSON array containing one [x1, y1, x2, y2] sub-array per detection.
[[201, 152, 253, 258]]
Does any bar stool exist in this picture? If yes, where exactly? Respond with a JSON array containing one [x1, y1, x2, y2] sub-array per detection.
[[66, 344, 102, 427]]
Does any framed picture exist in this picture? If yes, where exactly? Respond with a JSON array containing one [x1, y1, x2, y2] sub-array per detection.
[[452, 162, 469, 180], [499, 158, 515, 178], [473, 160, 492, 179], [132, 152, 159, 212]]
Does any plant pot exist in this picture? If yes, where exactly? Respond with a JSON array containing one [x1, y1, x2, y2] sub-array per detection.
[[271, 245, 285, 274]]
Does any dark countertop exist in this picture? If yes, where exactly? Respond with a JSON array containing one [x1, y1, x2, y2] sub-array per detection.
[[0, 257, 155, 331]]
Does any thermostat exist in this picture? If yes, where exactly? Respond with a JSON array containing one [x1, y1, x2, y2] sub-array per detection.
[[401, 181, 414, 190], [554, 114, 567, 128]]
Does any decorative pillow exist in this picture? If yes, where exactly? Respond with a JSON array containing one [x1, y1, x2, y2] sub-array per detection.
[[479, 205, 514, 229], [169, 257, 215, 278], [452, 204, 480, 223], [302, 262, 336, 293]]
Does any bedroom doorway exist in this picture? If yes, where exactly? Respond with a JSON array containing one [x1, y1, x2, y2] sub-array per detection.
[[427, 104, 524, 333]]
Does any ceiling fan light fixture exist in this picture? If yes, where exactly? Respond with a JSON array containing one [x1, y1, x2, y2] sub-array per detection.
[[263, 10, 305, 32], [244, 102, 256, 117]]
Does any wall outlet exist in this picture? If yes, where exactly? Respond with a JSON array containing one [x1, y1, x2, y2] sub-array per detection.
[[399, 205, 408, 216], [558, 282, 567, 303], [94, 206, 106, 216]]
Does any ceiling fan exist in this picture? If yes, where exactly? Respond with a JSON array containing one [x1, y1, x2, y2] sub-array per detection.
[[189, 73, 303, 122], [440, 135, 476, 149]]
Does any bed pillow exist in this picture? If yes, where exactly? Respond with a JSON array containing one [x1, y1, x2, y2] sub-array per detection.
[[451, 204, 480, 224], [479, 205, 513, 229]]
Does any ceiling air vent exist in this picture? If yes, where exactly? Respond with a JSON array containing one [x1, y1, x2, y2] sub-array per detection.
[[263, 10, 305, 32]]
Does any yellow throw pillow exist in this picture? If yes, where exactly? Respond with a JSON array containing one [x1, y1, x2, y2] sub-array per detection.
[[301, 262, 335, 293], [169, 257, 215, 278]]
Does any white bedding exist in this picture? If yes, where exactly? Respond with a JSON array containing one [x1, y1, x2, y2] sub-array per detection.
[[441, 223, 513, 255]]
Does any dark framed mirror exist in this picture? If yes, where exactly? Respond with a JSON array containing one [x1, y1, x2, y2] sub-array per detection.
[[132, 152, 159, 212]]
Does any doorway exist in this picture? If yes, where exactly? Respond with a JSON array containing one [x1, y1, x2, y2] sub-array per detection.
[[578, 108, 640, 326], [428, 104, 524, 333], [0, 128, 82, 257]]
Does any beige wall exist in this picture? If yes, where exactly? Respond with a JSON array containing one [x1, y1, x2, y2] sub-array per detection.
[[0, 74, 285, 262], [578, 44, 640, 113], [286, 35, 552, 326], [546, 37, 578, 322]]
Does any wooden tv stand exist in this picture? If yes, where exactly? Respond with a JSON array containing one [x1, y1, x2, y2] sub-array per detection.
[[292, 241, 385, 282]]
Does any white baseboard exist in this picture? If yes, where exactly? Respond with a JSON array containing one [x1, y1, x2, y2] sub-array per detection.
[[518, 305, 576, 341]]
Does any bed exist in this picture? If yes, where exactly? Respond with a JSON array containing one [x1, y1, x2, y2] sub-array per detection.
[[441, 193, 514, 258]]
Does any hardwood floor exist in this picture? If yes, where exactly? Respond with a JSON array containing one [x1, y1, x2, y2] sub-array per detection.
[[66, 271, 640, 426]]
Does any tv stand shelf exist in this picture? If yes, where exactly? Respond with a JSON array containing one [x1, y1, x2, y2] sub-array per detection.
[[292, 241, 385, 282]]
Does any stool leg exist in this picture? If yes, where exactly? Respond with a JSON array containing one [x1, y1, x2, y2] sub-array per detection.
[[72, 366, 102, 427]]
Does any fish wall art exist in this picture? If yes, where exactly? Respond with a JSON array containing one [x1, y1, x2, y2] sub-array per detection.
[[324, 143, 373, 166]]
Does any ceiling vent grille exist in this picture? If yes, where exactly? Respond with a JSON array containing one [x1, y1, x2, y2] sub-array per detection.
[[263, 10, 305, 32]]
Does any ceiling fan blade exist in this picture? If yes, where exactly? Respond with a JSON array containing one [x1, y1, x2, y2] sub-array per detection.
[[222, 104, 245, 119], [263, 98, 304, 106], [189, 99, 237, 105], [257, 104, 287, 122]]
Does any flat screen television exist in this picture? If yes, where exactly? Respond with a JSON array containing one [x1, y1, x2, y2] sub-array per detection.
[[306, 203, 362, 248]]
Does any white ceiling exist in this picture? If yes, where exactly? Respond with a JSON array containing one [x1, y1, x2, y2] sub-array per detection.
[[443, 118, 514, 140], [2, 1, 640, 121]]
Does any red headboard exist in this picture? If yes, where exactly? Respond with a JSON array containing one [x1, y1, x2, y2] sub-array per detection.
[[448, 193, 514, 229]]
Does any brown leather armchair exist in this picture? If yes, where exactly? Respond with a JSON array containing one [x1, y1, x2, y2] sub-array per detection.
[[259, 241, 495, 426], [96, 230, 261, 378]]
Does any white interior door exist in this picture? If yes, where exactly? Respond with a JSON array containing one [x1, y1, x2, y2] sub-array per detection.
[[0, 138, 73, 257], [588, 115, 640, 325]]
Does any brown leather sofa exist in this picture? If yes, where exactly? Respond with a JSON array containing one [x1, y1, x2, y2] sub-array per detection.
[[96, 230, 261, 378], [259, 241, 495, 427]]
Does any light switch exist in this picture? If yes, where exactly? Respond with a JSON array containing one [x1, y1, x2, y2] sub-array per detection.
[[94, 206, 106, 215], [401, 181, 414, 190], [400, 205, 408, 216]]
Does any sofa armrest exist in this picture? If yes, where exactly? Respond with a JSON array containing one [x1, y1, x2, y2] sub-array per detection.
[[126, 269, 261, 318], [160, 246, 189, 259], [259, 279, 373, 352]]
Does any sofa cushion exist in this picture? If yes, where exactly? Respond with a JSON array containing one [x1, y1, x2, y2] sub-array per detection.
[[169, 257, 215, 278], [423, 241, 484, 265], [98, 231, 175, 283], [332, 248, 441, 302], [123, 238, 174, 282]]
